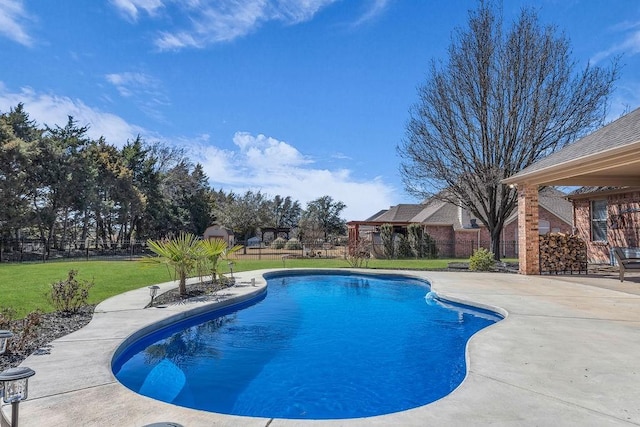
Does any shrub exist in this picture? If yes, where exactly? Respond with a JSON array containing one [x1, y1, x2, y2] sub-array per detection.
[[0, 306, 17, 330], [199, 238, 243, 284], [344, 239, 370, 268], [469, 248, 496, 271], [146, 232, 201, 297], [396, 234, 413, 258], [380, 223, 395, 259], [424, 232, 439, 259], [284, 238, 303, 250], [15, 310, 42, 352], [47, 270, 94, 314], [271, 237, 286, 249], [407, 224, 439, 259], [407, 224, 424, 258]]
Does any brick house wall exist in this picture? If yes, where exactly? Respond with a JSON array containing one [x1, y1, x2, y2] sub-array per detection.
[[425, 225, 494, 258], [502, 221, 518, 258], [423, 225, 455, 257], [540, 208, 573, 234], [454, 228, 491, 258], [573, 190, 640, 263], [503, 208, 573, 238]]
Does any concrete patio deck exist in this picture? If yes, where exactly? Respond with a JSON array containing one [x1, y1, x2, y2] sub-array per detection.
[[2, 269, 640, 426]]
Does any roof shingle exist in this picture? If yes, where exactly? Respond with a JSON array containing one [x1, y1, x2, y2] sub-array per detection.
[[507, 107, 640, 180]]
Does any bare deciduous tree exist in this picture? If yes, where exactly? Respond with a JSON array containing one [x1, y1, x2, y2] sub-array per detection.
[[398, 2, 618, 259]]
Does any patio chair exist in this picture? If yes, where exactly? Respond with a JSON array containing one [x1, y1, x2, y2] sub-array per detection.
[[612, 247, 640, 282]]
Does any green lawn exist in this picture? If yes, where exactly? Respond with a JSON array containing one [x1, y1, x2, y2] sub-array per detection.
[[0, 257, 468, 318]]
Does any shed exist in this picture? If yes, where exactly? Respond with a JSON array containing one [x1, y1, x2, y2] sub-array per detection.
[[203, 224, 235, 246]]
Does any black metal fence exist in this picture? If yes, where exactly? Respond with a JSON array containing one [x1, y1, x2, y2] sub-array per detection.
[[368, 240, 518, 259], [0, 237, 519, 263], [0, 238, 152, 263]]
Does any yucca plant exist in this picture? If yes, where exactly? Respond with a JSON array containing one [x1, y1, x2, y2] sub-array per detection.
[[145, 232, 203, 296], [199, 239, 243, 285]]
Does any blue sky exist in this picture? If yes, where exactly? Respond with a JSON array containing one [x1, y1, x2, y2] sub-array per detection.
[[1, 1, 639, 221]]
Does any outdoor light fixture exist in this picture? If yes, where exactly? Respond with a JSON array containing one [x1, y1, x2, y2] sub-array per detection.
[[0, 330, 13, 355], [148, 285, 160, 306], [227, 261, 234, 279], [0, 366, 36, 427]]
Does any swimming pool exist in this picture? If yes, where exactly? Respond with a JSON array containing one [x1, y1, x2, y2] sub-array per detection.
[[112, 271, 502, 419]]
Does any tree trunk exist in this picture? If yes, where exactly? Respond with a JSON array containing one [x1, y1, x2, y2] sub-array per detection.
[[490, 228, 502, 261], [80, 209, 89, 249], [179, 272, 187, 296]]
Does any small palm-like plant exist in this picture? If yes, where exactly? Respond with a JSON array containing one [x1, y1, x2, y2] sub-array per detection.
[[200, 239, 243, 286], [146, 232, 202, 297]]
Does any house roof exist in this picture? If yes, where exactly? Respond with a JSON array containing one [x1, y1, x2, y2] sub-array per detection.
[[411, 199, 464, 228], [566, 186, 640, 200], [503, 107, 640, 186], [539, 187, 573, 223], [360, 187, 572, 229], [504, 187, 573, 225], [569, 186, 619, 195], [368, 204, 426, 222], [364, 209, 389, 221]]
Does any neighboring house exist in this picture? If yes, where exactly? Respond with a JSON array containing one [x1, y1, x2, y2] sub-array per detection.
[[568, 186, 640, 264], [347, 187, 572, 258], [203, 224, 235, 246]]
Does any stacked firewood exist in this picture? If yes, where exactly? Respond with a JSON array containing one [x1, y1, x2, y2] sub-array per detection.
[[539, 233, 588, 273]]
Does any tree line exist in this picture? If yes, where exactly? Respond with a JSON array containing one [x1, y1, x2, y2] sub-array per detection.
[[0, 104, 347, 254]]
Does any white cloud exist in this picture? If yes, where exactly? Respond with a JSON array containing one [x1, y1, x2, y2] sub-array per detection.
[[608, 80, 640, 120], [193, 131, 396, 220], [591, 21, 640, 64], [109, 0, 164, 21], [111, 0, 340, 50], [351, 0, 391, 27], [0, 85, 147, 145], [112, 0, 393, 50], [155, 31, 202, 50], [232, 132, 312, 167], [0, 0, 33, 46], [105, 71, 169, 121]]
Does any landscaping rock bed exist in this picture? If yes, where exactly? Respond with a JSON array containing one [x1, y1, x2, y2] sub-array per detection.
[[1, 280, 233, 372], [0, 306, 94, 372], [150, 280, 234, 307]]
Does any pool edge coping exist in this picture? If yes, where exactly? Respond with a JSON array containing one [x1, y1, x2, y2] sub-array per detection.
[[4, 268, 640, 426]]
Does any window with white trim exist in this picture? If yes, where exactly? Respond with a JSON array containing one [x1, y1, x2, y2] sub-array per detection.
[[590, 200, 607, 242], [539, 220, 550, 235]]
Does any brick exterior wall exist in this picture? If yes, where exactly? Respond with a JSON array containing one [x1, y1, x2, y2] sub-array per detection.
[[539, 208, 573, 234], [573, 190, 640, 263], [422, 225, 455, 257], [454, 228, 490, 258], [518, 184, 540, 274]]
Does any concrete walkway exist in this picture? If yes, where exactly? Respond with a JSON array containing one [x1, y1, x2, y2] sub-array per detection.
[[2, 269, 640, 426]]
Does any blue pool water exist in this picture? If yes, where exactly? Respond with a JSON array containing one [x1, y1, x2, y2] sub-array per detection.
[[112, 272, 502, 419]]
